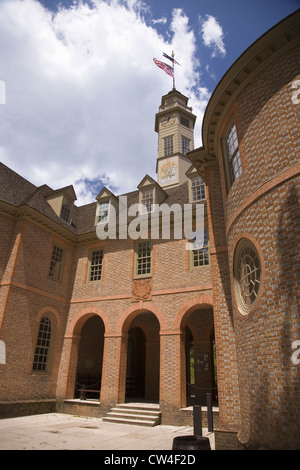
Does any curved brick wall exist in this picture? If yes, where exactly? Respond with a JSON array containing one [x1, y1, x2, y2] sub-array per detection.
[[222, 40, 300, 449], [190, 11, 300, 449]]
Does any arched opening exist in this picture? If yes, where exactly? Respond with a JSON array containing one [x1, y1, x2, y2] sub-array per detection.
[[124, 312, 160, 403], [126, 327, 146, 400], [183, 307, 218, 407], [74, 315, 105, 399]]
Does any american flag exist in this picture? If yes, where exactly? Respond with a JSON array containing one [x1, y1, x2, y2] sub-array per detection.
[[153, 58, 174, 78]]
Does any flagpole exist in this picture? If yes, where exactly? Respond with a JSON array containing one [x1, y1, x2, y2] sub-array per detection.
[[172, 51, 176, 89]]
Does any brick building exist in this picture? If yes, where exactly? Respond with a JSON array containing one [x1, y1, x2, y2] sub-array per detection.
[[0, 10, 299, 449]]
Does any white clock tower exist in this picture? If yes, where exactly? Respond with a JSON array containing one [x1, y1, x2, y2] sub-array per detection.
[[155, 89, 196, 188]]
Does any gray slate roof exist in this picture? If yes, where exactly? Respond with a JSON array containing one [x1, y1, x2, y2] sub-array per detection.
[[0, 162, 191, 236]]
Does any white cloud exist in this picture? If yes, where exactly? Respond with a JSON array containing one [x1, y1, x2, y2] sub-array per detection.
[[200, 14, 226, 58], [0, 0, 210, 205], [205, 64, 217, 81], [152, 17, 167, 25]]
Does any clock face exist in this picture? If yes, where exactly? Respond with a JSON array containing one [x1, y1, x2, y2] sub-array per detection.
[[160, 114, 176, 129], [160, 161, 177, 184]]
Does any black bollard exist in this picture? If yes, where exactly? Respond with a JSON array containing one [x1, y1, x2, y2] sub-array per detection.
[[193, 405, 202, 437], [206, 392, 213, 433]]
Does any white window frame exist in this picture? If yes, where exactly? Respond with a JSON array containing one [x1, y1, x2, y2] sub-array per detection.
[[98, 201, 110, 224], [223, 122, 242, 189], [189, 229, 209, 268], [191, 176, 206, 201], [141, 188, 154, 213], [48, 244, 65, 281], [164, 135, 174, 156], [87, 248, 104, 282], [60, 196, 72, 222], [182, 136, 190, 155], [134, 240, 153, 278]]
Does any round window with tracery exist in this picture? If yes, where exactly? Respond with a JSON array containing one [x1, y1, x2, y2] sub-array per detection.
[[234, 239, 261, 315]]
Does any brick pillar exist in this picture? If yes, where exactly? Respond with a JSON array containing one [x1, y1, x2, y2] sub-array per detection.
[[100, 332, 127, 409], [56, 334, 80, 399], [160, 330, 186, 422], [205, 162, 241, 431], [0, 220, 24, 332], [194, 340, 212, 404], [145, 338, 159, 401]]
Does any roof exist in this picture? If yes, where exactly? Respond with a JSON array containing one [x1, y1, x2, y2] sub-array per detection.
[[0, 162, 192, 238], [0, 162, 37, 206]]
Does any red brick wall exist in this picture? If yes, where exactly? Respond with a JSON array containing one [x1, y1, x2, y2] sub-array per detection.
[[218, 45, 300, 449], [0, 218, 71, 401], [0, 207, 215, 426]]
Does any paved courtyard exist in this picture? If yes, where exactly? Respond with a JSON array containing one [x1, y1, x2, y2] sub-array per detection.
[[0, 413, 215, 450]]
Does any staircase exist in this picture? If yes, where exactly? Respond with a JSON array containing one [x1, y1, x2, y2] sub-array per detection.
[[103, 403, 161, 427]]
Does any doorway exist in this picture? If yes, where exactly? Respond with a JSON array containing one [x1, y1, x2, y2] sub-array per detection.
[[126, 327, 146, 400], [124, 312, 160, 403], [74, 315, 104, 399]]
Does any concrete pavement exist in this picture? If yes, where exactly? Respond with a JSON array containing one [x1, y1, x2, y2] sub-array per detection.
[[0, 412, 215, 450]]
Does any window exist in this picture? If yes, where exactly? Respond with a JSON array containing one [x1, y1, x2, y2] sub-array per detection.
[[136, 241, 152, 276], [225, 123, 242, 185], [89, 249, 104, 282], [48, 245, 64, 281], [192, 230, 209, 267], [180, 116, 190, 128], [164, 136, 173, 156], [32, 317, 52, 372], [98, 201, 109, 223], [141, 189, 153, 213], [60, 197, 72, 222], [191, 176, 206, 201], [182, 136, 190, 155], [234, 239, 261, 315]]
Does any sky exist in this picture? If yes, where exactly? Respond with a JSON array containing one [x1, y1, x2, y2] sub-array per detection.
[[0, 0, 299, 205]]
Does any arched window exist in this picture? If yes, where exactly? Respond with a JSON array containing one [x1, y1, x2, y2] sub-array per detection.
[[222, 121, 242, 191], [32, 317, 52, 372]]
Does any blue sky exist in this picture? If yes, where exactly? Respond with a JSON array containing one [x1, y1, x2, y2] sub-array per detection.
[[0, 0, 299, 204], [36, 0, 300, 89]]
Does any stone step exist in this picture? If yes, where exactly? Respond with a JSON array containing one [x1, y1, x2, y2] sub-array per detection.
[[103, 403, 161, 427], [110, 408, 160, 417], [114, 403, 160, 412], [107, 410, 160, 421], [102, 416, 158, 427]]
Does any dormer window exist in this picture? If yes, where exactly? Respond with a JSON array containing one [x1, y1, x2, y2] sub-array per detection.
[[191, 176, 206, 201], [138, 175, 167, 216], [95, 187, 119, 228], [141, 189, 154, 213], [60, 197, 72, 222], [46, 186, 76, 225], [186, 166, 206, 203], [98, 201, 109, 223]]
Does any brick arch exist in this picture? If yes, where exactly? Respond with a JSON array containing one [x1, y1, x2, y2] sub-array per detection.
[[36, 306, 61, 329], [66, 306, 110, 337], [173, 294, 214, 330], [117, 302, 167, 334], [184, 322, 200, 344]]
